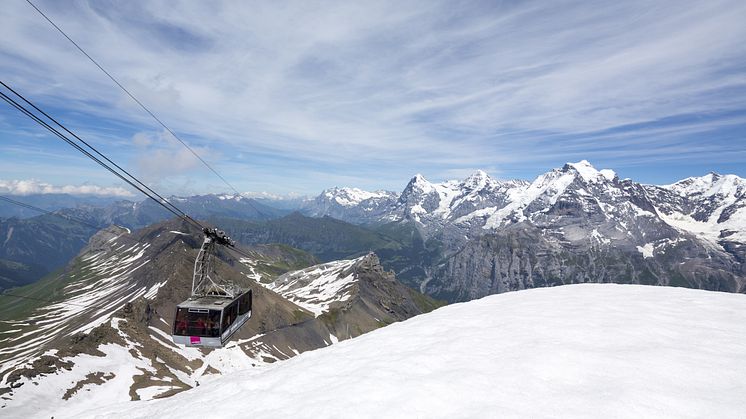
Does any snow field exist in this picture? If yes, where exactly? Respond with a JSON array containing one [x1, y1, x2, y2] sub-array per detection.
[[88, 284, 746, 419]]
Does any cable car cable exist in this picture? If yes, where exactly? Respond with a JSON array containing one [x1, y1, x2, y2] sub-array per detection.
[[0, 195, 105, 231], [0, 195, 200, 312], [0, 88, 185, 222], [0, 88, 258, 263], [24, 0, 267, 219], [0, 86, 204, 231], [0, 81, 203, 228], [0, 290, 89, 308]]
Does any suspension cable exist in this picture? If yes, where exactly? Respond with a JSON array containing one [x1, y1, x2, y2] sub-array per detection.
[[25, 0, 246, 199], [0, 84, 204, 231], [0, 195, 103, 231], [0, 195, 197, 310], [0, 81, 198, 224]]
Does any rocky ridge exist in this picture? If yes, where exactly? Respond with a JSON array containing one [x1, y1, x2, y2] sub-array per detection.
[[303, 161, 746, 301]]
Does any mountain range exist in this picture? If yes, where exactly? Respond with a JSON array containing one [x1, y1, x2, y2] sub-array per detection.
[[1, 160, 745, 415], [0, 195, 286, 290], [2, 161, 745, 300], [304, 161, 746, 301]]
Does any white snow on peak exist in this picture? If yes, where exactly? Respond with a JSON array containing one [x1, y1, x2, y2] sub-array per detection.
[[462, 170, 506, 192], [463, 170, 489, 188], [400, 171, 512, 222], [566, 160, 616, 183], [599, 169, 617, 181], [482, 169, 575, 228], [90, 284, 746, 419], [241, 191, 304, 200], [216, 194, 243, 201], [324, 187, 395, 207], [407, 174, 435, 193], [264, 257, 365, 316], [665, 173, 745, 198], [655, 173, 746, 244], [412, 173, 427, 183]]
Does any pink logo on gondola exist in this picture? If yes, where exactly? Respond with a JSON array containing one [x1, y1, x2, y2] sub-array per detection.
[[190, 336, 201, 344]]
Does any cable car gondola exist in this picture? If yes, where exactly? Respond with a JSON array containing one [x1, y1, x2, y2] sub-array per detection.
[[172, 228, 252, 347]]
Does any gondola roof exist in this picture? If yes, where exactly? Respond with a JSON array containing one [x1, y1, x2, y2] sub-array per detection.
[[177, 295, 233, 309]]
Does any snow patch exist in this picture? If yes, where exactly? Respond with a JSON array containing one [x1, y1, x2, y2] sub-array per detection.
[[264, 257, 364, 316], [636, 243, 654, 258]]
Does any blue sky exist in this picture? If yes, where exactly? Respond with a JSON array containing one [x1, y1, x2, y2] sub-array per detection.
[[0, 0, 745, 197]]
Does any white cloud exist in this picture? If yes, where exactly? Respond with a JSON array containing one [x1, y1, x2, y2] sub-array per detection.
[[0, 0, 744, 192], [0, 179, 134, 197], [131, 130, 214, 181], [132, 132, 153, 147]]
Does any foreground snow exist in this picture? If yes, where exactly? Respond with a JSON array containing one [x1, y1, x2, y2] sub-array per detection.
[[77, 284, 746, 419]]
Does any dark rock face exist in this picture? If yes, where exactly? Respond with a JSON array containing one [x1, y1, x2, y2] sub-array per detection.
[[427, 225, 744, 302]]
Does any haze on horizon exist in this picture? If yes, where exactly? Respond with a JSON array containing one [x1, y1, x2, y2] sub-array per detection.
[[1, 0, 745, 197]]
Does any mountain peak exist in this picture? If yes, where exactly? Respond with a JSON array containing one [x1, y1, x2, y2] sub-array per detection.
[[563, 160, 616, 182], [319, 187, 397, 208], [405, 174, 434, 192], [463, 169, 497, 190], [468, 169, 488, 179], [412, 173, 428, 183], [666, 172, 745, 198]]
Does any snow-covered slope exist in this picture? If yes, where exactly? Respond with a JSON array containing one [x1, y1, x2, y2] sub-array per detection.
[[300, 187, 398, 224], [264, 257, 363, 316], [87, 284, 746, 419], [321, 187, 396, 208], [645, 173, 746, 244]]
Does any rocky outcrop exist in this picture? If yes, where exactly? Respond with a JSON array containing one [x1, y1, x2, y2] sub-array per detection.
[[426, 224, 744, 302]]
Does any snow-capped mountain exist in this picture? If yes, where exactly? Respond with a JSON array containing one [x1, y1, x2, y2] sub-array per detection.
[[84, 284, 746, 419], [0, 221, 438, 414], [300, 187, 398, 224], [302, 161, 746, 301], [645, 173, 746, 245], [385, 170, 529, 229]]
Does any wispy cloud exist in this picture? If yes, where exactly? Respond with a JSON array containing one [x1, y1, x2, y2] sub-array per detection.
[[130, 130, 213, 182], [0, 0, 744, 192]]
